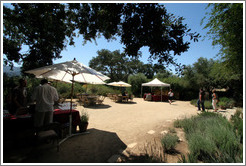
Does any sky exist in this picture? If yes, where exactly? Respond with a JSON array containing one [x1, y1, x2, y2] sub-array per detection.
[[3, 1, 222, 73], [54, 2, 221, 72]]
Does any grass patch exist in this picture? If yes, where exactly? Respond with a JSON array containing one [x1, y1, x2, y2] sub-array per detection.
[[175, 111, 243, 163], [161, 133, 179, 153]]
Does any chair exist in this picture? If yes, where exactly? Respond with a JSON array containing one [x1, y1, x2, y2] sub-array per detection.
[[36, 130, 59, 152], [122, 96, 129, 102], [35, 122, 61, 152], [129, 94, 134, 101], [96, 96, 105, 105], [78, 94, 90, 107]]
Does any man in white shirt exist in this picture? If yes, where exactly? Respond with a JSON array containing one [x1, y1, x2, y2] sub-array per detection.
[[32, 79, 59, 128]]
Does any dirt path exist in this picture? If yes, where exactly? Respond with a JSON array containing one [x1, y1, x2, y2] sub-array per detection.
[[5, 98, 237, 163]]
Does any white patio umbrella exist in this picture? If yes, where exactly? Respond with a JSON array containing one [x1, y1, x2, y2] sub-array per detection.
[[25, 58, 110, 140], [107, 81, 131, 87]]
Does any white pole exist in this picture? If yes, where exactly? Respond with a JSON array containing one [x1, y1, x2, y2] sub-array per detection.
[[141, 86, 143, 98], [161, 87, 162, 102]]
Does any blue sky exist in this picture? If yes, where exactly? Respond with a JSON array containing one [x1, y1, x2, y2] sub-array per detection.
[[4, 2, 221, 72], [54, 2, 221, 72]]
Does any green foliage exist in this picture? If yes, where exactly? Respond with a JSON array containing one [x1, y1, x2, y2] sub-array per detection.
[[4, 3, 199, 73], [202, 3, 243, 79], [161, 133, 179, 153], [202, 3, 243, 105], [128, 73, 148, 97], [168, 128, 176, 134], [87, 84, 118, 96], [89, 49, 168, 83], [178, 154, 197, 163], [80, 110, 89, 123], [230, 108, 243, 143], [174, 112, 243, 163], [204, 100, 213, 109], [218, 97, 235, 109]]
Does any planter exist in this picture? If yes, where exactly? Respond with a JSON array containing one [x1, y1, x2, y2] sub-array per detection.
[[79, 122, 89, 132]]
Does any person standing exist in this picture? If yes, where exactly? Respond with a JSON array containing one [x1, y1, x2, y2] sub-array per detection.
[[32, 79, 59, 129], [197, 89, 205, 111], [212, 89, 218, 112], [168, 89, 174, 104], [10, 78, 28, 115]]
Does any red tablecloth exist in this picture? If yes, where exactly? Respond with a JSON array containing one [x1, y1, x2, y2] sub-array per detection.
[[53, 109, 81, 127], [143, 94, 168, 101]]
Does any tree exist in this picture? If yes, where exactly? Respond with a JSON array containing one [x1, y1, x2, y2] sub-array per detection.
[[202, 3, 243, 79], [89, 49, 164, 81], [128, 73, 148, 97], [202, 3, 243, 105], [3, 3, 73, 71], [4, 3, 199, 72], [89, 49, 129, 82]]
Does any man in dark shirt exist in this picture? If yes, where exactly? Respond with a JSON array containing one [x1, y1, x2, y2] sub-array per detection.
[[11, 78, 28, 115], [197, 88, 205, 111]]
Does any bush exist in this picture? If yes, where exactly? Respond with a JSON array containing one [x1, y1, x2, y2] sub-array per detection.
[[204, 100, 213, 109], [218, 97, 236, 109], [174, 112, 243, 163], [128, 73, 148, 97], [80, 110, 89, 122], [161, 133, 179, 153], [230, 108, 243, 143]]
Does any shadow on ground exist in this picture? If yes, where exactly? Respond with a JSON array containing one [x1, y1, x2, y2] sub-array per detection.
[[3, 128, 127, 163], [115, 101, 137, 105], [84, 104, 112, 109]]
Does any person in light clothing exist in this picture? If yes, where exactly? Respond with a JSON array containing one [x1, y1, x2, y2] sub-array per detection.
[[168, 89, 174, 104], [212, 89, 218, 112], [32, 79, 59, 128]]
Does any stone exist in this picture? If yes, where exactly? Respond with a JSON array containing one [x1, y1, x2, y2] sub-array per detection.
[[147, 130, 155, 134]]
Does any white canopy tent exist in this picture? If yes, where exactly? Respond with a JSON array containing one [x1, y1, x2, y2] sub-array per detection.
[[141, 78, 171, 101]]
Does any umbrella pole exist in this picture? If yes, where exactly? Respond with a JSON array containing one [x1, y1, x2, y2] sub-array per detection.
[[161, 87, 162, 102], [69, 74, 75, 136], [59, 73, 90, 146], [141, 86, 142, 98]]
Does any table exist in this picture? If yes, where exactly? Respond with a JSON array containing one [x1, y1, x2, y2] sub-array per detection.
[[86, 96, 97, 105], [77, 94, 98, 106], [53, 109, 81, 127], [3, 109, 81, 129], [143, 94, 168, 101]]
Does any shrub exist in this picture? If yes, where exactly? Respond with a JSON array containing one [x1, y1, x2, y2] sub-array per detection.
[[161, 133, 179, 153], [175, 112, 243, 163], [218, 97, 236, 109], [230, 108, 243, 143], [190, 99, 197, 106], [128, 73, 148, 97], [204, 100, 213, 109], [80, 110, 89, 123], [168, 128, 176, 133]]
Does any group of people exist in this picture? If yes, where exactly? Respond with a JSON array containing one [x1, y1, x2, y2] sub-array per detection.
[[164, 88, 219, 112], [8, 78, 59, 130], [197, 88, 219, 112]]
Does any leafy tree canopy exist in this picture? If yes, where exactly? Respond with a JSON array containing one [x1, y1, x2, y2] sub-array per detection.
[[202, 3, 243, 79], [89, 49, 167, 82], [4, 3, 199, 72]]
